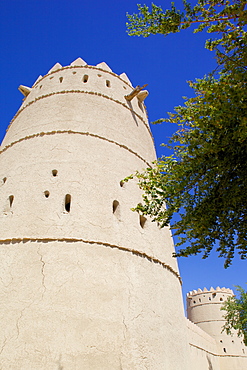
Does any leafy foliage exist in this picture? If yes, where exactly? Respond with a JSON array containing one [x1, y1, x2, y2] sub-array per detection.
[[126, 0, 247, 267], [221, 285, 247, 345]]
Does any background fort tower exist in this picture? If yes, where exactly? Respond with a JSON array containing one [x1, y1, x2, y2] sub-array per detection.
[[0, 58, 189, 369], [187, 287, 247, 370]]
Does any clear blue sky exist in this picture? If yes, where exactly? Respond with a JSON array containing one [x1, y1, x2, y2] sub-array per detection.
[[0, 0, 245, 306]]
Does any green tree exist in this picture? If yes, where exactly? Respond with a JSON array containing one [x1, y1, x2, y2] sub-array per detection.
[[221, 285, 247, 345], [126, 0, 247, 267]]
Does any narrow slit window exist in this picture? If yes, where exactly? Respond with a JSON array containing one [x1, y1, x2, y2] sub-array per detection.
[[83, 75, 89, 83], [140, 215, 147, 229], [65, 194, 71, 213], [59, 77, 63, 83], [106, 80, 111, 87], [9, 195, 14, 208], [112, 200, 120, 220], [2, 177, 7, 184], [120, 180, 124, 187], [223, 348, 227, 353], [113, 200, 119, 214], [52, 169, 58, 177]]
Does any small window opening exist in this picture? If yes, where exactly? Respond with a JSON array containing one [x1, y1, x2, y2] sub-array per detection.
[[113, 200, 119, 214], [59, 77, 63, 83], [50, 76, 54, 80], [120, 180, 125, 187], [220, 297, 223, 301], [209, 297, 211, 301], [232, 340, 234, 343], [106, 80, 111, 87], [52, 169, 58, 177], [223, 348, 227, 353], [44, 191, 50, 198], [9, 195, 14, 208], [243, 349, 245, 354], [123, 86, 126, 90], [65, 194, 71, 213], [212, 293, 216, 298], [72, 71, 76, 74], [220, 340, 223, 343], [199, 298, 201, 302], [40, 85, 42, 89], [139, 215, 147, 229], [2, 177, 7, 184], [193, 300, 196, 304], [83, 75, 89, 83], [98, 74, 102, 77]]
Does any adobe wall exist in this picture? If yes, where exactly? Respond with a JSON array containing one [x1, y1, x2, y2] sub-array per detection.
[[186, 318, 221, 370]]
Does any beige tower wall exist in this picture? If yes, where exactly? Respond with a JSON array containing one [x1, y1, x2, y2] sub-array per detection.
[[0, 60, 190, 369]]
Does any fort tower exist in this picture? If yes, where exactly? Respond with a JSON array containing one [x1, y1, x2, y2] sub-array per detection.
[[0, 58, 189, 369]]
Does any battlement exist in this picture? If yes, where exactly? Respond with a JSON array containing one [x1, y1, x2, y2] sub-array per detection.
[[17, 57, 148, 124], [187, 287, 233, 297], [2, 57, 154, 165], [187, 287, 233, 308]]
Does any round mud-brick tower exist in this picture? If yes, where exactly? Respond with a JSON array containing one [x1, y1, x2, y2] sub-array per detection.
[[0, 58, 189, 369], [187, 287, 246, 370]]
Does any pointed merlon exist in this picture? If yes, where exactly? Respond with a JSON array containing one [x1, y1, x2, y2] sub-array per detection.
[[216, 286, 221, 291], [137, 90, 149, 102], [203, 287, 208, 292], [96, 62, 112, 72], [32, 75, 42, 86], [197, 288, 202, 293], [70, 57, 87, 66], [119, 72, 132, 86], [210, 287, 214, 291], [18, 85, 32, 97], [48, 62, 62, 74]]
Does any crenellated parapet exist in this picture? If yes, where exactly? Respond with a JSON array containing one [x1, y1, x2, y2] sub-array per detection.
[[1, 58, 154, 166], [187, 286, 233, 309]]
